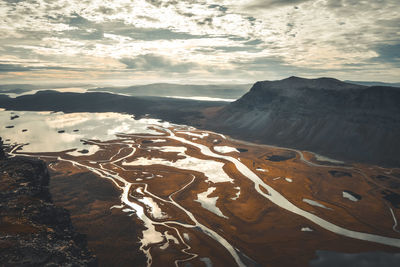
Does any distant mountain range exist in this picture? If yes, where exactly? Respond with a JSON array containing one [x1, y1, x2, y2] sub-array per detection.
[[2, 80, 399, 99], [0, 84, 94, 94], [346, 80, 400, 87], [1, 76, 399, 166], [89, 83, 251, 99], [0, 91, 226, 125], [207, 76, 400, 166]]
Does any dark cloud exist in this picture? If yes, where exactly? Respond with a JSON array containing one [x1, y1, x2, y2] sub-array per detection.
[[231, 56, 299, 72], [231, 55, 379, 75], [145, 0, 163, 8], [371, 43, 400, 66], [64, 12, 94, 27], [324, 0, 398, 16], [208, 4, 228, 13], [325, 0, 343, 8], [67, 29, 104, 40], [0, 63, 84, 72], [229, 56, 344, 77], [213, 46, 263, 53], [0, 64, 31, 72], [244, 39, 264, 46], [176, 11, 195, 17], [0, 46, 36, 59], [228, 36, 248, 42], [58, 14, 205, 41], [375, 18, 400, 28], [47, 13, 204, 41], [2, 0, 24, 4], [120, 54, 197, 73], [196, 17, 213, 26], [44, 13, 104, 40], [96, 6, 116, 15], [246, 16, 257, 26], [136, 15, 160, 22], [109, 26, 203, 41], [246, 0, 311, 9]]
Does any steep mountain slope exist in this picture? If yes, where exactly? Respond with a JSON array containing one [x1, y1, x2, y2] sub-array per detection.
[[345, 80, 400, 87], [207, 77, 400, 166]]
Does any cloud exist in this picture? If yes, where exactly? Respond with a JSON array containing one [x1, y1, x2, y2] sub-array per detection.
[[231, 56, 302, 73], [106, 24, 204, 41], [0, 64, 31, 72], [212, 45, 263, 53], [371, 43, 400, 66], [0, 63, 84, 72], [208, 4, 228, 13], [245, 0, 311, 9], [0, 0, 399, 83], [120, 54, 197, 73]]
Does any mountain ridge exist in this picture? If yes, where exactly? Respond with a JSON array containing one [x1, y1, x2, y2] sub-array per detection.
[[207, 77, 400, 166], [249, 76, 366, 92], [1, 76, 399, 166]]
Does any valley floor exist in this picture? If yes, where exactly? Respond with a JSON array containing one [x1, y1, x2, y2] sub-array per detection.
[[5, 121, 400, 266]]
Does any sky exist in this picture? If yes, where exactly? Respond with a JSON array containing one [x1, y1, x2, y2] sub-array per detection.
[[0, 0, 399, 85]]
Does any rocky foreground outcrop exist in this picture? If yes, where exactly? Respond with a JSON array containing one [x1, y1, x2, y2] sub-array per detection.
[[0, 141, 97, 266]]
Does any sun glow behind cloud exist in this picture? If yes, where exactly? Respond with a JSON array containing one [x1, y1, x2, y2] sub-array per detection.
[[0, 0, 399, 84]]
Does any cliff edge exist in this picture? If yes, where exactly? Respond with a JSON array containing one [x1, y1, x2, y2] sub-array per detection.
[[0, 138, 97, 266]]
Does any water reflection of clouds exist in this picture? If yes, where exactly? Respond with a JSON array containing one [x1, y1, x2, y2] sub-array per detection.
[[107, 122, 131, 136], [0, 110, 163, 153], [45, 113, 90, 128]]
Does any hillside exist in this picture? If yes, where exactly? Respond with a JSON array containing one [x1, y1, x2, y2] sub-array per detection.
[[207, 76, 400, 166]]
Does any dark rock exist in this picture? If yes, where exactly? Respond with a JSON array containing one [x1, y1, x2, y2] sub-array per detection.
[[0, 137, 5, 160], [22, 129, 28, 132], [78, 149, 89, 154], [266, 155, 295, 162], [58, 130, 65, 133], [0, 153, 97, 266], [208, 77, 400, 167], [73, 129, 79, 132], [382, 190, 400, 209], [10, 115, 19, 120], [375, 175, 389, 180], [5, 125, 14, 129], [329, 170, 352, 177]]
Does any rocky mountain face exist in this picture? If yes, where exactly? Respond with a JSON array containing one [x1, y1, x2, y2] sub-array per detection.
[[208, 76, 400, 166], [0, 138, 5, 160], [0, 142, 97, 266]]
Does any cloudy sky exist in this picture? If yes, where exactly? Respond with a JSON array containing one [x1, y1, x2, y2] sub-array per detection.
[[0, 0, 399, 85]]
